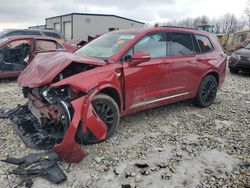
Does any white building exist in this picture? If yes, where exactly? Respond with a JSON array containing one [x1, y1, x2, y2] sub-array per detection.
[[45, 13, 145, 42]]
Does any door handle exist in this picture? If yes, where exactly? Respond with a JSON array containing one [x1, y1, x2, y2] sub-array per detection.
[[160, 61, 171, 68], [160, 61, 171, 65]]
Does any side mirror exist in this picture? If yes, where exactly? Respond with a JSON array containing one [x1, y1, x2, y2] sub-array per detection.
[[129, 51, 151, 66]]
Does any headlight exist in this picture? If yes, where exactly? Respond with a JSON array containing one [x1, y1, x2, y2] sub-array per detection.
[[231, 53, 241, 60], [41, 85, 85, 104], [42, 86, 72, 104]]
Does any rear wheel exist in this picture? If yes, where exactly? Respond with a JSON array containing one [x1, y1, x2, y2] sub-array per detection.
[[193, 75, 218, 108], [77, 93, 120, 145], [229, 68, 239, 74]]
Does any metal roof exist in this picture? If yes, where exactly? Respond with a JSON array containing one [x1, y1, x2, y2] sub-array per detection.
[[45, 13, 145, 25]]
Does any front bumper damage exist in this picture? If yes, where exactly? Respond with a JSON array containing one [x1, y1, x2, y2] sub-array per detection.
[[6, 89, 108, 163]]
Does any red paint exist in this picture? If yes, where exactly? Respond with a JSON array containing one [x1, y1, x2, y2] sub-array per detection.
[[17, 28, 227, 162], [53, 97, 86, 163], [84, 103, 107, 140]]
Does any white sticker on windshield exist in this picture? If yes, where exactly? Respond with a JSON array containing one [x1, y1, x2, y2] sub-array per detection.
[[119, 35, 135, 40]]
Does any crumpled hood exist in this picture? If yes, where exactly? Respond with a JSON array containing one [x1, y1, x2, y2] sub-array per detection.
[[18, 52, 106, 88], [234, 48, 250, 56]]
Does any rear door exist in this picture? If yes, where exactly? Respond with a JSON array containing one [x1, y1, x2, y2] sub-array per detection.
[[168, 32, 198, 97]]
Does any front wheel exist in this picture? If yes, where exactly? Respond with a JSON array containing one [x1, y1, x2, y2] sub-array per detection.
[[76, 93, 120, 145], [193, 75, 218, 108]]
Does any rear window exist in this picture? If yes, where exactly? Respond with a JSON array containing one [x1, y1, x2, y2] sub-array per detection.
[[43, 32, 62, 39], [6, 31, 25, 37], [195, 35, 213, 53], [35, 39, 64, 51], [171, 32, 194, 56]]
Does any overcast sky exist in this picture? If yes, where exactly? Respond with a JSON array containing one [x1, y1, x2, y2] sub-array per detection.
[[0, 0, 248, 30]]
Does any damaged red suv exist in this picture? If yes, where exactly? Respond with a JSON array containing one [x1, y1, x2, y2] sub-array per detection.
[[16, 27, 226, 162]]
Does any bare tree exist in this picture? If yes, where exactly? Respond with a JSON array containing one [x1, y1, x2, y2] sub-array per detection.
[[219, 13, 239, 33], [154, 13, 243, 34], [244, 0, 250, 28]]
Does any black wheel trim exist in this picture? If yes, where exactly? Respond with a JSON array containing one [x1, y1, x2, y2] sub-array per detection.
[[201, 79, 217, 104], [92, 101, 115, 129]]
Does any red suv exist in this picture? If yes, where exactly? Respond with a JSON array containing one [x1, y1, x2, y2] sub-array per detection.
[[16, 27, 226, 162]]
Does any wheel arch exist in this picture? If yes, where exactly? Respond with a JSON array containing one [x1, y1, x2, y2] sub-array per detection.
[[205, 71, 219, 84], [195, 70, 220, 95], [98, 87, 121, 112]]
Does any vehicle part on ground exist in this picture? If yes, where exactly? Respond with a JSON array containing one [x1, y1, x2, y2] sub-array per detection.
[[0, 107, 13, 118], [194, 75, 218, 108], [1, 151, 67, 187], [8, 105, 66, 150]]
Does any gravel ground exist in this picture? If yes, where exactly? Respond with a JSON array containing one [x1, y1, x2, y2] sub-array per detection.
[[0, 70, 249, 188]]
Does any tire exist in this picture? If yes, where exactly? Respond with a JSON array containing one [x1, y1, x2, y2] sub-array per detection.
[[76, 93, 120, 145], [229, 68, 239, 74], [193, 75, 218, 108]]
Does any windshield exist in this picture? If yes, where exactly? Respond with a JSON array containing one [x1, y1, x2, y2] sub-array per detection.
[[75, 32, 137, 60], [0, 30, 9, 36], [0, 37, 8, 43], [245, 43, 250, 49]]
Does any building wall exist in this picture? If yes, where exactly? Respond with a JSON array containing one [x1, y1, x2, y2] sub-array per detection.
[[73, 15, 144, 41], [46, 14, 144, 42]]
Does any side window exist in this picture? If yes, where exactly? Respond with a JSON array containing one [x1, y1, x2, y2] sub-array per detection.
[[195, 35, 213, 53], [35, 40, 64, 51], [171, 32, 194, 56], [43, 32, 62, 39], [134, 33, 167, 58]]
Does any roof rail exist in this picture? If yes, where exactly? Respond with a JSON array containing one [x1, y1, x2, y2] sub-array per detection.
[[161, 26, 198, 30]]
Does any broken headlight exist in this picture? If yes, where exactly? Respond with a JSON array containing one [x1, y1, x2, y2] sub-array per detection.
[[42, 86, 73, 104]]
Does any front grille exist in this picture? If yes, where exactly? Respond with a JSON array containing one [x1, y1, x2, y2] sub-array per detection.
[[240, 56, 250, 62]]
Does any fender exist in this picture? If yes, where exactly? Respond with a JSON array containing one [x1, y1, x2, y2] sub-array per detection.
[[51, 63, 124, 112]]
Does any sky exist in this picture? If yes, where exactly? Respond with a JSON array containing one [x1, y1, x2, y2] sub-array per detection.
[[0, 0, 248, 30]]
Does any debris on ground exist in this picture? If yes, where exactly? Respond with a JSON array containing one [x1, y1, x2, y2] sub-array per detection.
[[1, 151, 66, 187]]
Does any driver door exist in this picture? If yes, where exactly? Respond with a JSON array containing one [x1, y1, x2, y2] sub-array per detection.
[[122, 32, 174, 110]]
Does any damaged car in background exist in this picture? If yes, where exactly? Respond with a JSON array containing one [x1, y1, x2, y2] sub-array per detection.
[[9, 27, 226, 163], [0, 35, 76, 78]]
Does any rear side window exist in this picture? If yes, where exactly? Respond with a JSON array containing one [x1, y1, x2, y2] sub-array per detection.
[[43, 32, 62, 39], [171, 33, 194, 56], [195, 35, 213, 53]]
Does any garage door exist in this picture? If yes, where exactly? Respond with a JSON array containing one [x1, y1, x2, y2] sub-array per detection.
[[54, 23, 60, 33], [63, 21, 72, 40]]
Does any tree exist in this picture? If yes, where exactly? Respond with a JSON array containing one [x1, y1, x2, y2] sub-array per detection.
[[244, 0, 250, 28]]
